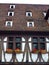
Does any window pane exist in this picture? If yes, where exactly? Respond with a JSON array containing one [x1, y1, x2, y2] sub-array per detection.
[[15, 37, 21, 42], [33, 43, 38, 49], [9, 13, 12, 16], [8, 37, 13, 41], [8, 42, 13, 49], [33, 37, 38, 43], [16, 43, 21, 49], [26, 12, 32, 17], [28, 13, 30, 16], [29, 23, 32, 27], [7, 22, 11, 26], [40, 43, 45, 49], [40, 37, 45, 42]]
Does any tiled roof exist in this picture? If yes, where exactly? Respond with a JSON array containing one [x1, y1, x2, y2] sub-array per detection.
[[0, 4, 49, 31]]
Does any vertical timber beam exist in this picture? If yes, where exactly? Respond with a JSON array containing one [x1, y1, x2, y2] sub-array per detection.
[[25, 36, 29, 62], [0, 37, 2, 62]]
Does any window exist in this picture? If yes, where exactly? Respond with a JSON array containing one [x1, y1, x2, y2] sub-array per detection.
[[15, 37, 21, 50], [7, 37, 21, 50], [32, 37, 38, 50], [8, 37, 13, 49], [39, 37, 45, 50], [8, 37, 13, 41], [40, 43, 45, 50], [40, 37, 45, 42], [16, 43, 21, 49], [32, 37, 46, 50], [15, 37, 21, 42], [8, 42, 13, 49], [10, 5, 15, 9], [5, 21, 13, 27], [29, 22, 32, 27], [33, 43, 38, 49], [27, 22, 34, 27], [26, 12, 32, 17], [8, 12, 14, 16], [33, 37, 38, 43]]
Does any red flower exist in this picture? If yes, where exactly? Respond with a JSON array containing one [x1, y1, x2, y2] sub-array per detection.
[[32, 48, 37, 53], [33, 48, 37, 51], [16, 48, 20, 50]]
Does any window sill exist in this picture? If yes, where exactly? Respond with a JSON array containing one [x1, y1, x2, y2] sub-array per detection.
[[5, 50, 23, 54], [31, 50, 46, 54]]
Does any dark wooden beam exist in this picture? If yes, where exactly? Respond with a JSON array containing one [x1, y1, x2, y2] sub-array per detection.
[[0, 31, 49, 36], [0, 62, 49, 65]]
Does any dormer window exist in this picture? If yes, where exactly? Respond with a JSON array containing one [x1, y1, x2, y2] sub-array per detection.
[[10, 5, 15, 9], [27, 22, 34, 27], [5, 21, 13, 27], [43, 11, 46, 17], [26, 12, 32, 17], [8, 12, 14, 16], [29, 23, 32, 27]]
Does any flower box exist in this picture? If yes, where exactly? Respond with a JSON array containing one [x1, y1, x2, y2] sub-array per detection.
[[40, 49, 46, 54], [31, 48, 46, 54], [14, 48, 22, 53], [31, 49, 39, 53], [6, 49, 13, 53]]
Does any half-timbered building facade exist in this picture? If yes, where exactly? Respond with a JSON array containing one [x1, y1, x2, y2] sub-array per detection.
[[0, 4, 49, 65]]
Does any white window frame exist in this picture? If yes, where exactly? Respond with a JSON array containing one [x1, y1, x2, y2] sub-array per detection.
[[5, 21, 13, 27], [26, 12, 32, 17], [10, 5, 15, 9], [8, 12, 14, 16], [27, 22, 34, 27]]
